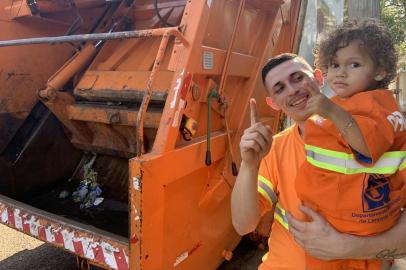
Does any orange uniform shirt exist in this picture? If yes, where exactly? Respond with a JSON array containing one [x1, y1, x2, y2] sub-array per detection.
[[258, 125, 306, 270], [296, 89, 406, 270]]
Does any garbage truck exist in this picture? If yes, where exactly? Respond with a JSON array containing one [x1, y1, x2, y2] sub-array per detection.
[[0, 0, 305, 269]]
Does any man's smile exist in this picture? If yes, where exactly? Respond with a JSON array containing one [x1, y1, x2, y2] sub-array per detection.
[[288, 93, 309, 108]]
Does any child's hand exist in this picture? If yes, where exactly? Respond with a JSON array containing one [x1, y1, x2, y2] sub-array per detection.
[[304, 78, 334, 119]]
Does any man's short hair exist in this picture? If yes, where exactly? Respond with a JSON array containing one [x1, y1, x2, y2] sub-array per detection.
[[261, 53, 312, 86]]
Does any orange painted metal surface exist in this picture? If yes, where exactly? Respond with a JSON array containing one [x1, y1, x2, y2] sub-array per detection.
[[0, 0, 303, 269], [128, 1, 303, 269], [0, 1, 74, 153]]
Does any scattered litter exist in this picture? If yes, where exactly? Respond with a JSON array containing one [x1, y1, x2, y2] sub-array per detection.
[[72, 180, 89, 203], [93, 197, 104, 206], [71, 153, 105, 209], [80, 182, 103, 209], [58, 190, 70, 199]]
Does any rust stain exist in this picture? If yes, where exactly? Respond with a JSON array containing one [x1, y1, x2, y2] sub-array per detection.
[[130, 235, 139, 244], [188, 242, 202, 256], [6, 72, 30, 81]]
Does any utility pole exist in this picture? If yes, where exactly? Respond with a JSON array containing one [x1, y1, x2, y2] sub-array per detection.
[[348, 0, 381, 20]]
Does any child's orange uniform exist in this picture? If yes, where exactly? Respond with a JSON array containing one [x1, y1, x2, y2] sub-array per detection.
[[296, 89, 406, 270]]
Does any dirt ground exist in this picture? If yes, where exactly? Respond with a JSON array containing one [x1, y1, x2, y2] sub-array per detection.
[[0, 224, 76, 270], [0, 224, 405, 270]]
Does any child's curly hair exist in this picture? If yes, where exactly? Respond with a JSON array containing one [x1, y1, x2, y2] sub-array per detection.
[[314, 19, 397, 89]]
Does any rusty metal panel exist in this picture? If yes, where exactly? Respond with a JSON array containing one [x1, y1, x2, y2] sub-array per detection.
[[68, 104, 162, 128], [129, 132, 234, 270], [0, 0, 106, 153], [77, 70, 173, 91]]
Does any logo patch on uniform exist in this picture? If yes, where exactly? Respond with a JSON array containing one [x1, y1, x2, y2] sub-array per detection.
[[362, 174, 390, 212], [387, 111, 406, 132]]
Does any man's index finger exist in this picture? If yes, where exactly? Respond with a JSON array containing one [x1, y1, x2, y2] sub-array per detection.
[[250, 98, 258, 126]]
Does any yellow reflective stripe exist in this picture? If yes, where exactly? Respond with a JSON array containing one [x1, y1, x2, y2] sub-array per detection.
[[307, 156, 350, 174], [382, 151, 406, 158], [258, 186, 273, 205], [274, 203, 289, 230], [258, 175, 274, 190], [274, 214, 288, 230], [258, 175, 289, 230], [400, 160, 406, 171], [258, 175, 277, 205], [306, 144, 406, 175], [305, 144, 354, 159], [276, 202, 286, 215], [307, 156, 399, 174], [305, 144, 406, 160]]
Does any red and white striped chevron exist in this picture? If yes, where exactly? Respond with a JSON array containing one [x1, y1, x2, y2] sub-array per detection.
[[0, 206, 129, 270]]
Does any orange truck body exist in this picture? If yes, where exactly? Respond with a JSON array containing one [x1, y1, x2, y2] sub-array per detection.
[[0, 0, 303, 269]]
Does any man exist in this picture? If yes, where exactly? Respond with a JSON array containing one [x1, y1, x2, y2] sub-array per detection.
[[231, 53, 406, 269]]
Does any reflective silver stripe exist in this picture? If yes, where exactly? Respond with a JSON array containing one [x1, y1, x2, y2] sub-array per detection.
[[306, 149, 405, 174], [274, 203, 288, 229], [258, 181, 277, 204]]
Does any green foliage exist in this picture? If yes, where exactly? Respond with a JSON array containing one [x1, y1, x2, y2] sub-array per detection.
[[83, 163, 97, 184], [381, 0, 406, 56]]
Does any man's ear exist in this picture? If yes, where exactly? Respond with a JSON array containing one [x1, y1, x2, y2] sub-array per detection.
[[265, 97, 280, 110], [374, 67, 387, 82], [314, 69, 324, 86]]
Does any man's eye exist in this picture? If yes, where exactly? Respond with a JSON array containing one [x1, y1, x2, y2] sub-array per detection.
[[274, 87, 283, 94], [350, 62, 360, 68], [293, 75, 303, 82]]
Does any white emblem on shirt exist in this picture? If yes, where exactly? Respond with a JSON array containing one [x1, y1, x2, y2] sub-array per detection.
[[387, 111, 406, 132]]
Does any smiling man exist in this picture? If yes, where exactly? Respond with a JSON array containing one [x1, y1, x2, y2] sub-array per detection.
[[231, 53, 406, 270]]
